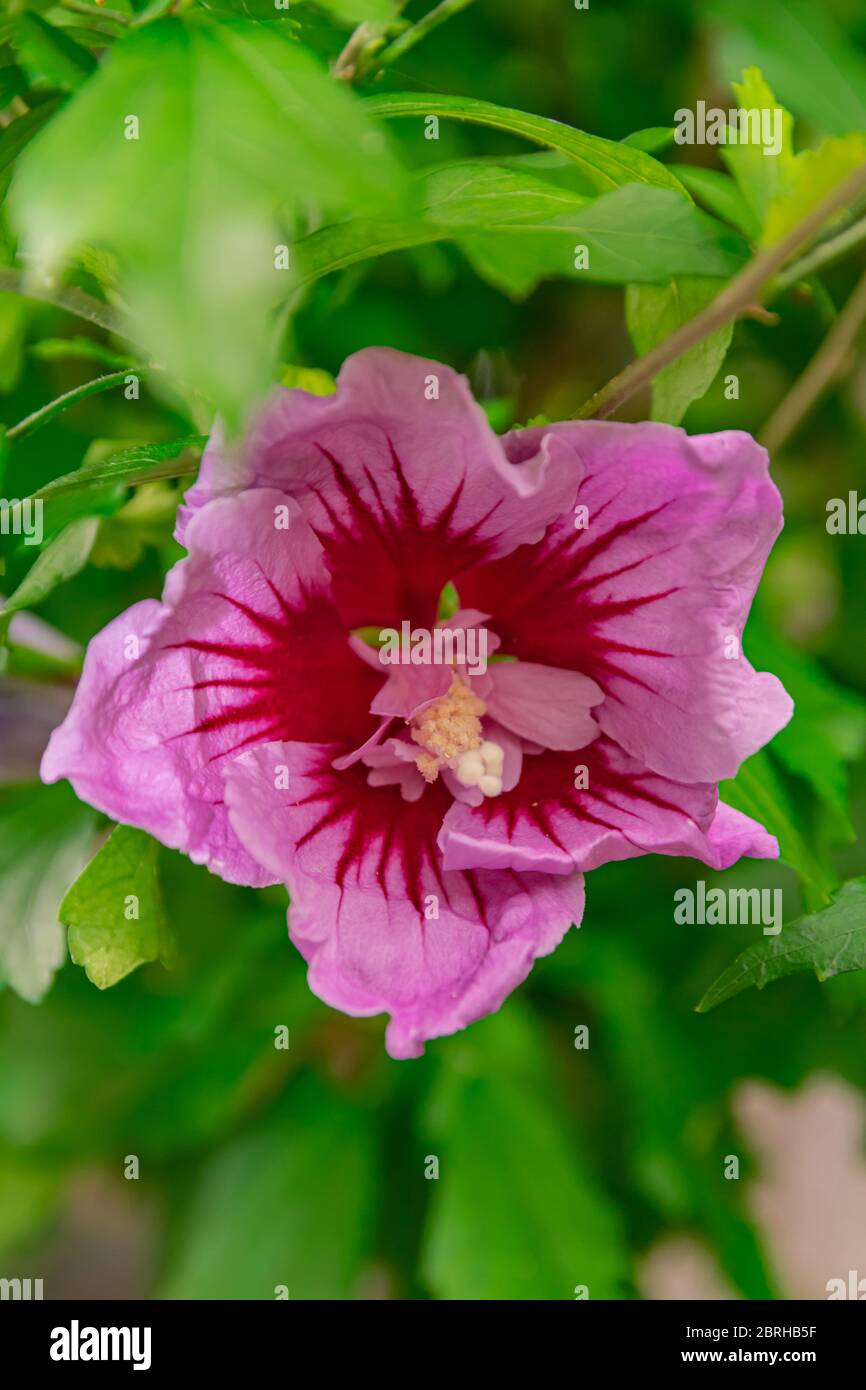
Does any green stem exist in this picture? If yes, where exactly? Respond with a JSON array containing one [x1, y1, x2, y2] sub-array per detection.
[[0, 267, 129, 341], [130, 0, 181, 28], [332, 2, 410, 82], [575, 163, 866, 421], [773, 212, 866, 294], [376, 0, 477, 72], [760, 266, 866, 453], [59, 0, 130, 25], [7, 369, 150, 443]]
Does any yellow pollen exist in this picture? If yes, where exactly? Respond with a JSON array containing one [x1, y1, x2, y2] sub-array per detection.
[[410, 674, 486, 783]]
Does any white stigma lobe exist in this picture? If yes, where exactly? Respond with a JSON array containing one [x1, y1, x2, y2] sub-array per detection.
[[455, 738, 505, 797]]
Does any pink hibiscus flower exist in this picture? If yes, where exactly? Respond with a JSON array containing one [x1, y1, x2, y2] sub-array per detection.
[[42, 348, 792, 1057]]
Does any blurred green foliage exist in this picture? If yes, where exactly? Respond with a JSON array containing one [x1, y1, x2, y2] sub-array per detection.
[[0, 0, 866, 1300]]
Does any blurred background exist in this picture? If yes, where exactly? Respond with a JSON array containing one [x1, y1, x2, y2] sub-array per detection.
[[1, 0, 866, 1300]]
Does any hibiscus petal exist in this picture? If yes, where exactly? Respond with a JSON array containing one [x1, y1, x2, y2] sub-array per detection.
[[223, 740, 584, 1058], [42, 489, 379, 885], [369, 610, 498, 719], [485, 660, 602, 750], [460, 420, 793, 783], [360, 735, 426, 801], [370, 661, 453, 719], [438, 737, 779, 875], [181, 347, 583, 629], [703, 799, 780, 869]]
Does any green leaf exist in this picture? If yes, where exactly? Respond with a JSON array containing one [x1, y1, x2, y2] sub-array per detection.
[[0, 782, 94, 1003], [161, 1079, 375, 1299], [28, 442, 201, 541], [745, 622, 866, 843], [296, 213, 436, 285], [277, 363, 336, 395], [60, 825, 173, 989], [621, 126, 675, 154], [424, 160, 591, 227], [0, 95, 62, 179], [677, 165, 761, 241], [0, 292, 26, 394], [89, 481, 178, 570], [456, 183, 747, 297], [0, 515, 100, 644], [697, 877, 866, 1012], [720, 68, 795, 231], [7, 368, 140, 443], [0, 63, 27, 107], [31, 435, 205, 520], [763, 132, 866, 247], [296, 0, 397, 21], [190, 0, 299, 18], [572, 937, 776, 1296], [298, 170, 748, 298], [364, 90, 688, 196], [28, 336, 136, 369], [625, 276, 734, 424], [720, 749, 837, 909], [12, 12, 96, 90], [11, 17, 407, 432], [714, 67, 866, 250], [422, 1010, 629, 1300], [491, 149, 626, 200]]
